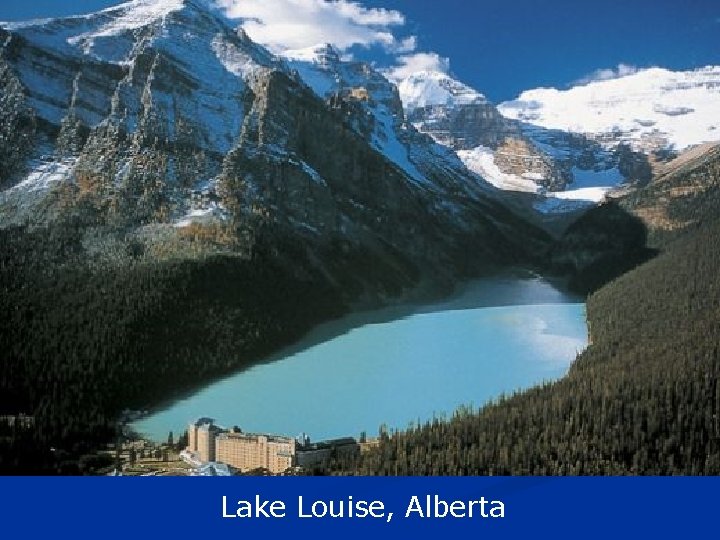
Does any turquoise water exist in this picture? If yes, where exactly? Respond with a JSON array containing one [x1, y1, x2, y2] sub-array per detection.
[[132, 276, 587, 441]]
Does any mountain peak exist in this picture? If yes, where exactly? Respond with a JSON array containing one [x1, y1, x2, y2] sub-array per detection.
[[397, 70, 487, 112], [2, 0, 212, 29], [1, 0, 234, 59], [282, 43, 342, 65]]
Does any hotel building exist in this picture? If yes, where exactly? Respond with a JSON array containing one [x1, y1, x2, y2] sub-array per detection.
[[216, 430, 296, 474], [186, 417, 222, 463], [185, 419, 358, 474]]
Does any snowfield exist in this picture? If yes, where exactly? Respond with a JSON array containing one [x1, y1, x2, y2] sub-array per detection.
[[499, 66, 720, 152]]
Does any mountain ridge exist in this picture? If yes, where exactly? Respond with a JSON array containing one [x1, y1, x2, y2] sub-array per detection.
[[395, 65, 720, 215]]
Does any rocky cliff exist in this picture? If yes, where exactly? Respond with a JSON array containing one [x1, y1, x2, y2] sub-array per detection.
[[397, 70, 571, 194]]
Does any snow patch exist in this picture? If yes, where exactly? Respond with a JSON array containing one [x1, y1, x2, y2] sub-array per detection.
[[552, 186, 612, 203], [532, 166, 624, 212], [285, 155, 328, 187], [211, 35, 264, 79], [533, 196, 596, 215], [457, 146, 540, 193], [7, 158, 76, 194], [174, 202, 223, 228], [298, 161, 328, 187]]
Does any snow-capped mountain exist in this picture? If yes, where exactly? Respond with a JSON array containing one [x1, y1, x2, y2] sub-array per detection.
[[1, 0, 280, 153], [397, 70, 571, 197], [397, 70, 487, 111], [395, 66, 720, 213], [499, 66, 720, 154], [282, 44, 495, 197], [400, 70, 519, 151], [496, 66, 720, 211], [0, 0, 547, 281]]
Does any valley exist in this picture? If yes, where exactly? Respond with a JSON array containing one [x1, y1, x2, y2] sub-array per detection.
[[1, 0, 719, 475]]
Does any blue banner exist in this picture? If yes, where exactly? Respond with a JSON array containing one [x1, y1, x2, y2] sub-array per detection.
[[0, 477, 717, 538]]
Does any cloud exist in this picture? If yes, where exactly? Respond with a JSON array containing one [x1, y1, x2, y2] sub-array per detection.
[[216, 0, 413, 53], [384, 52, 450, 81], [396, 35, 417, 54], [575, 63, 639, 85]]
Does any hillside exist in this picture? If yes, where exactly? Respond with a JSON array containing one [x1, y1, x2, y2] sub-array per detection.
[[619, 142, 720, 247]]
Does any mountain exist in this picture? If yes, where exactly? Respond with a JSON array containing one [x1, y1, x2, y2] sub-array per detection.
[[498, 67, 720, 207], [396, 67, 720, 216], [396, 69, 575, 217], [499, 66, 720, 155], [281, 44, 499, 201], [0, 0, 279, 219], [397, 69, 488, 112], [0, 0, 547, 283]]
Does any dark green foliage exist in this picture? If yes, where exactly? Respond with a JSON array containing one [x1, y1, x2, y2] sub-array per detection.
[[549, 202, 657, 294], [0, 224, 346, 473], [325, 217, 720, 475]]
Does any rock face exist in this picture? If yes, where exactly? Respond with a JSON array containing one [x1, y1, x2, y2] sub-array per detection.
[[492, 138, 569, 191], [0, 0, 549, 294], [0, 47, 35, 187], [398, 70, 569, 194], [406, 102, 517, 151]]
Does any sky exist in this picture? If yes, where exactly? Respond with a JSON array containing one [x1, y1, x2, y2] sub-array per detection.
[[0, 0, 718, 102]]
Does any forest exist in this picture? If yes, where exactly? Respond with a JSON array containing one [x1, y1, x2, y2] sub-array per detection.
[[0, 218, 349, 473]]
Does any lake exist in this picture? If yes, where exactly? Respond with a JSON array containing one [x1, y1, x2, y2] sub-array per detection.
[[132, 275, 587, 442]]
